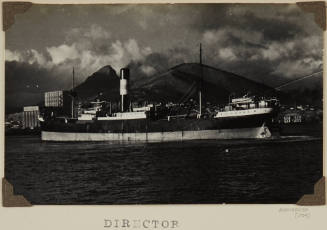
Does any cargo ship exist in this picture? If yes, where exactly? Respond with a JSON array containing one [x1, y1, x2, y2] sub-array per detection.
[[39, 72, 279, 142], [40, 96, 278, 142], [39, 46, 279, 142]]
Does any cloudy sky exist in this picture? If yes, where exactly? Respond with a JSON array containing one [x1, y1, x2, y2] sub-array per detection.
[[5, 3, 323, 89]]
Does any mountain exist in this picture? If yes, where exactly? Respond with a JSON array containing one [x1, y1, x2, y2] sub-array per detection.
[[74, 65, 120, 101], [130, 63, 275, 104], [74, 63, 275, 105]]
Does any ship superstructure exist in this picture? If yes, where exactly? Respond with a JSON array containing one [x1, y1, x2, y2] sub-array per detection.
[[215, 95, 279, 118]]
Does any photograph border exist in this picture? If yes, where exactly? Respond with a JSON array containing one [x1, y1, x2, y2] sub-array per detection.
[[1, 0, 326, 229]]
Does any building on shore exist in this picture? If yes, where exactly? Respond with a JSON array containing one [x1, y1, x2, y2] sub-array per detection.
[[44, 90, 75, 118], [283, 112, 302, 123], [277, 106, 322, 124], [23, 106, 40, 129]]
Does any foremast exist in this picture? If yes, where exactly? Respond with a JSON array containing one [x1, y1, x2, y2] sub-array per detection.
[[198, 43, 203, 118]]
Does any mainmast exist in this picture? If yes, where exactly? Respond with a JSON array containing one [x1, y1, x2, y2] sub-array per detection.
[[198, 43, 203, 117], [71, 67, 75, 118]]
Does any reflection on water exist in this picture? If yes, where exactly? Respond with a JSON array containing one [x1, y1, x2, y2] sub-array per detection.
[[5, 135, 323, 204]]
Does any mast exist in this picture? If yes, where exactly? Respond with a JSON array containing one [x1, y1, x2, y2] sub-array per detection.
[[71, 67, 75, 118], [199, 43, 203, 117]]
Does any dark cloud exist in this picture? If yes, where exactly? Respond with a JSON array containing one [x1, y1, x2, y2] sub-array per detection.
[[5, 61, 70, 93], [5, 3, 323, 105], [5, 61, 72, 113]]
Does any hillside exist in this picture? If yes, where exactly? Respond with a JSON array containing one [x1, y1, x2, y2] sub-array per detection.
[[74, 65, 120, 101], [130, 63, 274, 104], [73, 63, 275, 105]]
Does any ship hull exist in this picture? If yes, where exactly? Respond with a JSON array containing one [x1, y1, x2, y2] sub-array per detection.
[[40, 113, 273, 141], [41, 126, 270, 142]]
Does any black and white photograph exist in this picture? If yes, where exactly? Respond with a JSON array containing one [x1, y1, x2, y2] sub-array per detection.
[[3, 2, 324, 205]]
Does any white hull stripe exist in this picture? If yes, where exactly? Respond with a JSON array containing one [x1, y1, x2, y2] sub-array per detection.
[[41, 126, 271, 142]]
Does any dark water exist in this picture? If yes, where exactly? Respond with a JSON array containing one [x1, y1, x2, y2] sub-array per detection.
[[5, 136, 323, 204]]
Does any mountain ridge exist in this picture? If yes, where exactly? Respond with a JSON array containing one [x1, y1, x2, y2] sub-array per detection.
[[75, 62, 275, 105]]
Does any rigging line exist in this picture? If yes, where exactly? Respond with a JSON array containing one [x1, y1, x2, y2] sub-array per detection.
[[275, 70, 323, 90], [178, 81, 197, 104]]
